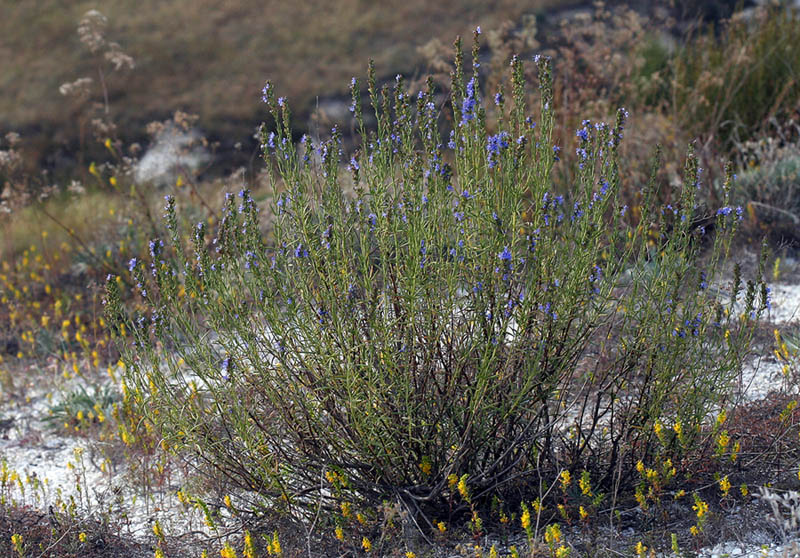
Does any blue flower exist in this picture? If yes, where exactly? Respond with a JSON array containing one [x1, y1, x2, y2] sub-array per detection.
[[128, 258, 138, 272], [294, 244, 308, 258], [461, 77, 479, 125], [486, 131, 510, 168], [498, 246, 512, 262]]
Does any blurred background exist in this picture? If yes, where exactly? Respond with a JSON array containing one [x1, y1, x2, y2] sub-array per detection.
[[1, 0, 753, 182]]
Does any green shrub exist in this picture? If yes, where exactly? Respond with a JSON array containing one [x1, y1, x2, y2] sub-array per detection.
[[105, 37, 767, 527]]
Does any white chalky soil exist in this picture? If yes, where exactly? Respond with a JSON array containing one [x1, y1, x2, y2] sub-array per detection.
[[1, 274, 800, 554]]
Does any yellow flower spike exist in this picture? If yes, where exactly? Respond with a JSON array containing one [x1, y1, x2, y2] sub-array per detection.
[[520, 503, 531, 531], [559, 470, 571, 490], [635, 541, 647, 557], [406, 552, 416, 558], [740, 484, 749, 497], [155, 549, 166, 558], [544, 523, 562, 544], [335, 526, 344, 541], [152, 520, 164, 540], [731, 440, 741, 463], [447, 473, 458, 489], [109, 176, 117, 187], [419, 456, 431, 475], [555, 545, 570, 558], [579, 470, 592, 496], [361, 537, 372, 552], [719, 476, 731, 497], [579, 506, 588, 520], [224, 495, 232, 508], [89, 162, 100, 178], [436, 521, 446, 533], [270, 532, 282, 556], [489, 544, 498, 558], [692, 496, 709, 519], [220, 542, 237, 558], [457, 474, 470, 502], [11, 533, 23, 556], [717, 430, 730, 453]]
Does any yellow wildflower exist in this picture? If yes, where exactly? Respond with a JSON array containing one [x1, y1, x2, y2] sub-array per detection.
[[269, 532, 281, 556], [521, 503, 531, 531], [579, 470, 592, 496], [719, 476, 731, 497], [243, 531, 255, 558], [693, 497, 709, 519], [560, 470, 571, 490], [220, 542, 237, 558], [544, 523, 562, 544], [457, 474, 470, 501]]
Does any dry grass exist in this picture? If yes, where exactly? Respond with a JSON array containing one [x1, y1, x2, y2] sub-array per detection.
[[0, 0, 579, 172], [0, 191, 123, 262]]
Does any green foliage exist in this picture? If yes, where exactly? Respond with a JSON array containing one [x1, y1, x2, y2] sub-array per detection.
[[43, 384, 118, 432], [105, 38, 768, 526]]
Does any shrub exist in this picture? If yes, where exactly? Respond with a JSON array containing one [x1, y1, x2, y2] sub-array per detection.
[[105, 37, 768, 528]]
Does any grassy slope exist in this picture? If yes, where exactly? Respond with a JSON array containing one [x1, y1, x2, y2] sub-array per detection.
[[0, 0, 577, 170]]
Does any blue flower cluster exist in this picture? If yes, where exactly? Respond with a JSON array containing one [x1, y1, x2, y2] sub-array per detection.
[[461, 77, 479, 126], [486, 131, 510, 169]]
